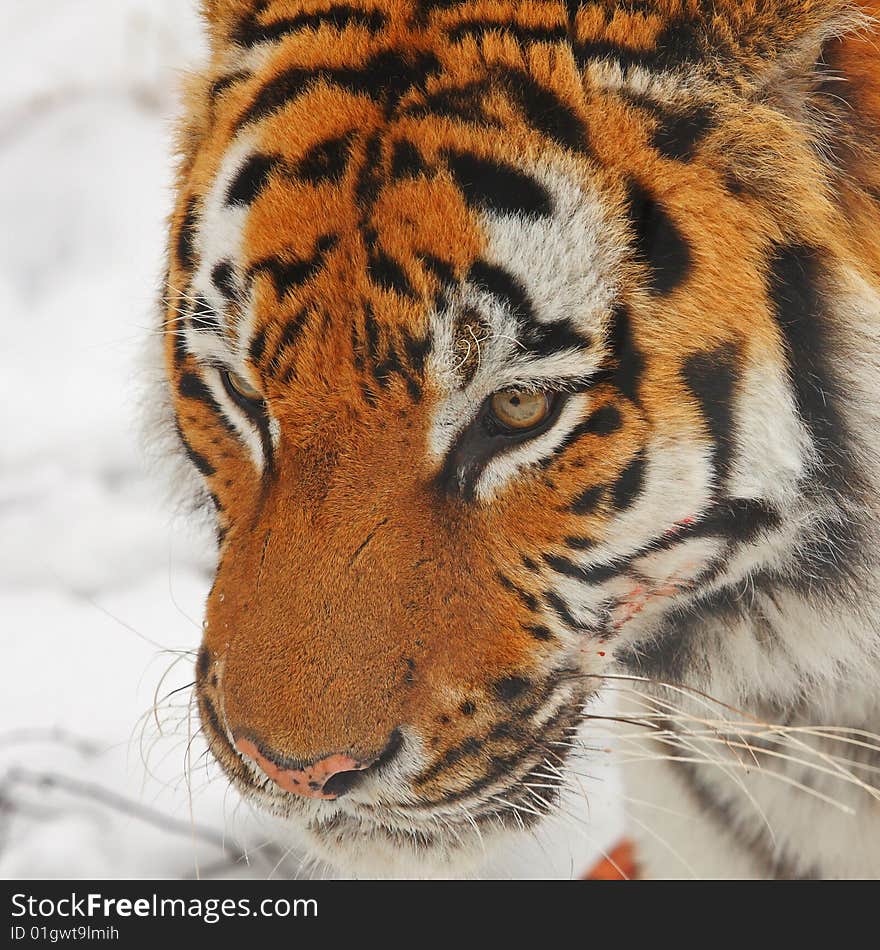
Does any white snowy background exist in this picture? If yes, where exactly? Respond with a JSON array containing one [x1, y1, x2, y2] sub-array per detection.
[[0, 0, 624, 879]]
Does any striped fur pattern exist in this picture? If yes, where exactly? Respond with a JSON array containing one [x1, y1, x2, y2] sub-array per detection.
[[156, 1, 880, 877]]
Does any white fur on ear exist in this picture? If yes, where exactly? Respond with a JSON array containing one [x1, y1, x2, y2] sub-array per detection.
[[748, 1, 872, 112]]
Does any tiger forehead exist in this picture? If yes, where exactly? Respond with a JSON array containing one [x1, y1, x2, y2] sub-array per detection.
[[172, 0, 849, 384]]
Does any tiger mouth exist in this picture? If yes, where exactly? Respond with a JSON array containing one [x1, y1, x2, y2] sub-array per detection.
[[197, 687, 588, 851]]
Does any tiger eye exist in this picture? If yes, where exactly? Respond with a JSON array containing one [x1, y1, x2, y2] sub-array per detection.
[[223, 369, 263, 404], [489, 389, 552, 431]]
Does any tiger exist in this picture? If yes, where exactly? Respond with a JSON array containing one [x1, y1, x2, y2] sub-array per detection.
[[153, 0, 880, 878]]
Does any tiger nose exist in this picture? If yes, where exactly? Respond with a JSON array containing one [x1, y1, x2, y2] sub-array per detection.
[[235, 731, 402, 799]]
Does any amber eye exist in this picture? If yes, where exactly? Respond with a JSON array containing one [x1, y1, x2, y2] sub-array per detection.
[[221, 369, 264, 410], [488, 389, 553, 432]]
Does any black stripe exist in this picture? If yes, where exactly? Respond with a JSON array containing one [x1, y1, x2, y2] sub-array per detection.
[[404, 80, 496, 125], [445, 150, 552, 217], [179, 370, 216, 406], [468, 260, 533, 319], [409, 68, 590, 154], [468, 260, 590, 357], [543, 589, 598, 633], [573, 18, 709, 73], [570, 483, 605, 515], [525, 623, 554, 642], [579, 403, 622, 436], [226, 153, 282, 206], [176, 197, 199, 271], [367, 241, 418, 298], [544, 553, 626, 586], [401, 328, 431, 375], [593, 305, 645, 407], [211, 261, 239, 301], [649, 103, 715, 162], [249, 328, 267, 364], [390, 139, 427, 180], [237, 50, 440, 129], [295, 133, 355, 184], [447, 19, 568, 46], [496, 573, 540, 612], [177, 371, 237, 437], [767, 245, 852, 494], [175, 423, 215, 478], [234, 6, 387, 47], [610, 448, 646, 510], [681, 344, 739, 488], [419, 253, 455, 287], [277, 307, 311, 360], [494, 68, 590, 154], [492, 675, 532, 702], [625, 179, 692, 295], [209, 70, 250, 101], [249, 234, 338, 299], [355, 132, 383, 212]]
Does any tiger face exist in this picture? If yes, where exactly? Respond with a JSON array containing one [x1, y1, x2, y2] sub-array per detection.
[[161, 0, 876, 874]]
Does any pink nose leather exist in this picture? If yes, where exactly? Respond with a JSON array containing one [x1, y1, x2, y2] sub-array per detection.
[[235, 738, 370, 799]]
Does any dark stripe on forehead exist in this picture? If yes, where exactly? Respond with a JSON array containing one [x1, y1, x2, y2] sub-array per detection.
[[236, 49, 440, 129], [496, 68, 590, 155], [355, 132, 383, 213], [444, 151, 552, 218], [390, 139, 427, 180], [624, 94, 716, 162], [249, 234, 338, 300], [233, 5, 388, 47], [295, 132, 356, 184], [226, 153, 282, 206], [468, 260, 532, 318], [404, 80, 497, 125], [650, 105, 715, 162], [571, 6, 836, 79], [408, 68, 590, 155], [467, 260, 590, 357], [447, 19, 568, 47], [365, 229, 418, 299], [625, 180, 692, 295]]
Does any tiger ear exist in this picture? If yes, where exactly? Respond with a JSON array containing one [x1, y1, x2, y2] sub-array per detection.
[[744, 0, 870, 112]]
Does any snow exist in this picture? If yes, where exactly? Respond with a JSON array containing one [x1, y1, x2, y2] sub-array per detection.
[[1, 0, 624, 879]]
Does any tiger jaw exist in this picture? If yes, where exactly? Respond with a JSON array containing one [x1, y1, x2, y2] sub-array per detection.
[[197, 674, 592, 872]]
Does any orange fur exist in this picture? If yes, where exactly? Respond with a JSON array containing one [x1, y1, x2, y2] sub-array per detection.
[[161, 2, 880, 866]]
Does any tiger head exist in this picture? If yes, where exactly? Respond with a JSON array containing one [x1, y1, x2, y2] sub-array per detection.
[[160, 0, 878, 875]]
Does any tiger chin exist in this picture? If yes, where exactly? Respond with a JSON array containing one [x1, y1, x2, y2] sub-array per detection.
[[152, 0, 880, 879]]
